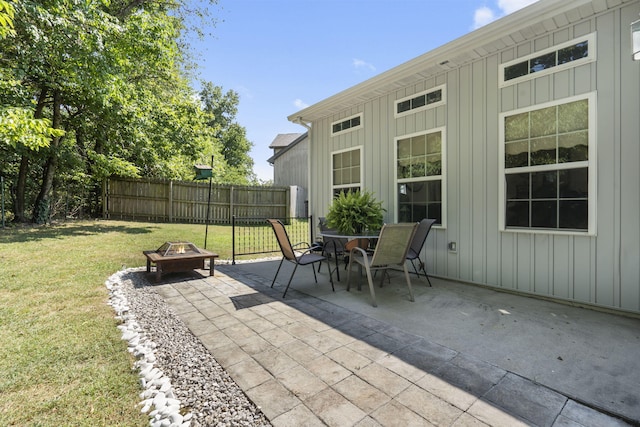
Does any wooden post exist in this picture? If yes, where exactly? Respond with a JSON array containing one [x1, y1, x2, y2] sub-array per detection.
[[168, 180, 173, 222], [286, 186, 290, 221], [101, 178, 107, 219]]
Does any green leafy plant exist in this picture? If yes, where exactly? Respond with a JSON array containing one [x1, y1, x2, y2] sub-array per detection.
[[326, 190, 385, 235]]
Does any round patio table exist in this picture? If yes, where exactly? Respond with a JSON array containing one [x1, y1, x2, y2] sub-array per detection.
[[318, 231, 380, 282]]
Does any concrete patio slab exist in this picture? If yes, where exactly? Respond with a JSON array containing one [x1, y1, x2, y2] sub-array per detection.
[[145, 259, 640, 426]]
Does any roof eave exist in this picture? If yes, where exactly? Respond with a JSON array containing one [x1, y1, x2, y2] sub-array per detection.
[[266, 132, 309, 164], [287, 0, 598, 124]]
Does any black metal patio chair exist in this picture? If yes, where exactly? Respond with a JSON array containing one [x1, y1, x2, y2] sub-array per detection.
[[267, 219, 333, 298], [406, 218, 437, 286], [316, 217, 348, 279]]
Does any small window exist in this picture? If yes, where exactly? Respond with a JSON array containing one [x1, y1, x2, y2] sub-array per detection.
[[505, 61, 529, 81], [530, 52, 556, 73], [558, 41, 588, 65], [397, 100, 411, 114], [500, 33, 595, 86], [331, 114, 363, 136], [395, 85, 446, 118]]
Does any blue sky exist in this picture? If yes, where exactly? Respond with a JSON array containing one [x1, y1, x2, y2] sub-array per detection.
[[188, 0, 538, 181]]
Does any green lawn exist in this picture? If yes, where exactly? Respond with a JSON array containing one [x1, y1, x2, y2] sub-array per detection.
[[0, 220, 239, 426]]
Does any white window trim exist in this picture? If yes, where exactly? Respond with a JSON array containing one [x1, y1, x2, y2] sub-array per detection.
[[331, 145, 364, 197], [499, 32, 597, 88], [498, 92, 597, 236], [330, 113, 363, 136], [393, 127, 447, 229], [394, 84, 447, 119]]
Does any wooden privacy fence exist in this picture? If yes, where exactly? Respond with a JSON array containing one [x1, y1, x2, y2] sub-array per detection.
[[103, 177, 290, 224]]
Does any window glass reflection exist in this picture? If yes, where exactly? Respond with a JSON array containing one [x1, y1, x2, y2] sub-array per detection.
[[530, 52, 556, 73], [506, 201, 529, 227], [531, 171, 557, 199]]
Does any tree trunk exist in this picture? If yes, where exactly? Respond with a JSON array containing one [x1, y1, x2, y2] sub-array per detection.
[[32, 90, 61, 224], [76, 126, 100, 217], [13, 155, 29, 223], [14, 89, 48, 223]]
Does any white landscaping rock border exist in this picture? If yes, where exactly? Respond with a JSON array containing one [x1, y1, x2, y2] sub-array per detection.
[[105, 268, 271, 427], [106, 269, 191, 427]]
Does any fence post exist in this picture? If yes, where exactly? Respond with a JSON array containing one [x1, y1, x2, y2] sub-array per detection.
[[1, 176, 4, 228], [102, 179, 108, 219], [232, 215, 236, 265], [286, 186, 290, 219], [168, 180, 173, 222]]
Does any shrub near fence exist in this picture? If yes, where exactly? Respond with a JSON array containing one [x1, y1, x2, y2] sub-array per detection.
[[103, 177, 290, 224]]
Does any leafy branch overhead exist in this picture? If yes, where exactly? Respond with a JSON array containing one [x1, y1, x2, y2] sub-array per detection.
[[0, 0, 15, 38]]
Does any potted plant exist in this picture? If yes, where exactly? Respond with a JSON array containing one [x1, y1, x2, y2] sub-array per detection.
[[325, 190, 385, 235]]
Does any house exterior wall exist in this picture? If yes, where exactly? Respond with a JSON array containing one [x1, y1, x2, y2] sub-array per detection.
[[273, 136, 309, 217], [273, 136, 309, 189], [307, 1, 640, 314]]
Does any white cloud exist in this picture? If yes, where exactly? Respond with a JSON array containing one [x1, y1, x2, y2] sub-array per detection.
[[352, 58, 376, 72], [473, 7, 496, 29], [473, 0, 539, 29], [498, 0, 538, 15], [235, 85, 253, 100], [293, 99, 309, 110]]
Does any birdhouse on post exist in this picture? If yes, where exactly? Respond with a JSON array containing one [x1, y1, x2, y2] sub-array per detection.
[[194, 164, 213, 180]]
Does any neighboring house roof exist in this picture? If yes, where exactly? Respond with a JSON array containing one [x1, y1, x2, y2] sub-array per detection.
[[267, 132, 308, 165], [268, 133, 303, 149], [288, 0, 620, 124]]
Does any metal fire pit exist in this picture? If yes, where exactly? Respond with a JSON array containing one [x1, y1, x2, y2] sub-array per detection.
[[143, 241, 219, 282]]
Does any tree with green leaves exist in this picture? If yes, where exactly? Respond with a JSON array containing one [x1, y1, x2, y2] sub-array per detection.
[[199, 82, 256, 184], [1, 0, 259, 223], [0, 0, 14, 38]]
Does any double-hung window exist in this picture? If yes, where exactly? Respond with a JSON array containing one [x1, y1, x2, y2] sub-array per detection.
[[499, 94, 596, 234], [332, 147, 362, 197], [396, 128, 445, 225]]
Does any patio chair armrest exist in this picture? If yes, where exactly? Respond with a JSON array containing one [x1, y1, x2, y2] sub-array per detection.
[[292, 241, 312, 250], [349, 246, 368, 257], [294, 245, 325, 258], [349, 246, 369, 266]]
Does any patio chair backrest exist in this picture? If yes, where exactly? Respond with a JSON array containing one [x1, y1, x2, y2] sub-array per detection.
[[370, 223, 418, 267], [267, 219, 297, 261], [408, 218, 437, 259], [318, 216, 348, 254], [318, 217, 329, 232]]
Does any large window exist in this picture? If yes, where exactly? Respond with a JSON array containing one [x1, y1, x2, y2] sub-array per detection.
[[499, 94, 595, 234], [499, 33, 596, 86], [332, 147, 362, 196], [396, 129, 445, 225]]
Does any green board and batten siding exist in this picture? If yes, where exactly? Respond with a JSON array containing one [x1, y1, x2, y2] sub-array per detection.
[[304, 0, 640, 314]]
